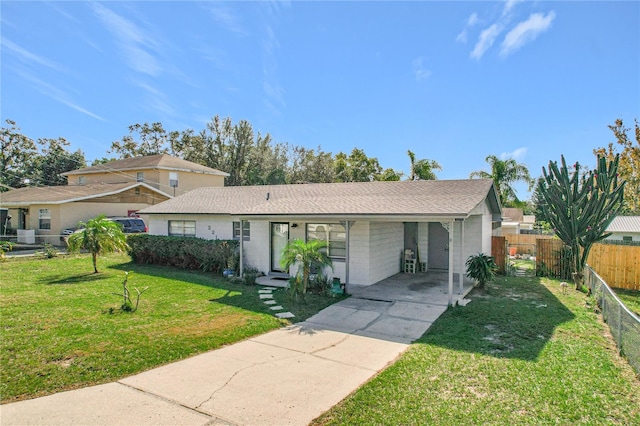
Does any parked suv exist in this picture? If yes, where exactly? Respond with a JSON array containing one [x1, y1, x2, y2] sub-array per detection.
[[108, 217, 147, 233]]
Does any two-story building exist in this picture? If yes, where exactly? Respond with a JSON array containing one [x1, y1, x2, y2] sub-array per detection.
[[0, 154, 228, 245]]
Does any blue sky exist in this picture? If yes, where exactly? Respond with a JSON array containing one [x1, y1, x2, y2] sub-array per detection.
[[2, 1, 639, 200]]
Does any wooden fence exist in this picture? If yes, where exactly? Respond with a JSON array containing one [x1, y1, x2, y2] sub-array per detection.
[[492, 236, 507, 274], [587, 244, 640, 291], [535, 238, 640, 291], [505, 234, 554, 256]]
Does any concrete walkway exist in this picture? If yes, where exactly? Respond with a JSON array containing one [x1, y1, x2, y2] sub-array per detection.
[[1, 273, 472, 426]]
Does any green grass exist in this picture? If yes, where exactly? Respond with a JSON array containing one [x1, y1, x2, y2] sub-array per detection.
[[613, 288, 640, 317], [0, 253, 341, 403], [512, 258, 535, 271], [314, 276, 640, 425]]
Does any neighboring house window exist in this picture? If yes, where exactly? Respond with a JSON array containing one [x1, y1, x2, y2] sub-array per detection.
[[169, 172, 178, 188], [38, 209, 51, 230], [306, 223, 346, 259], [233, 221, 250, 241], [137, 172, 144, 182], [168, 220, 196, 237], [622, 236, 632, 243], [78, 176, 86, 185]]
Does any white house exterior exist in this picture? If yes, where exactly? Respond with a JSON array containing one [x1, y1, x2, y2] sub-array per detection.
[[605, 216, 640, 243], [139, 179, 502, 305]]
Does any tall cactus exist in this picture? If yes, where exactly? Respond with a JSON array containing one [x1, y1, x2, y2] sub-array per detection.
[[539, 155, 625, 289]]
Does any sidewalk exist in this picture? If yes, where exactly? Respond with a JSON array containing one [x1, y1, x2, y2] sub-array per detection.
[[1, 274, 465, 425]]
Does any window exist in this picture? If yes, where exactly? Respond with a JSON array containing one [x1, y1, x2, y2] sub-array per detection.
[[233, 221, 250, 241], [306, 223, 346, 259], [169, 172, 178, 188], [168, 220, 196, 237], [622, 236, 633, 243], [137, 172, 144, 182], [38, 208, 51, 230], [78, 176, 86, 185]]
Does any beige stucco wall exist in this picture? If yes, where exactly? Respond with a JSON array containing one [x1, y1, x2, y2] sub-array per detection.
[[72, 169, 224, 197]]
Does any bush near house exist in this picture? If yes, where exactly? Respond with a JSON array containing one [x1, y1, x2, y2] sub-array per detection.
[[127, 234, 238, 274]]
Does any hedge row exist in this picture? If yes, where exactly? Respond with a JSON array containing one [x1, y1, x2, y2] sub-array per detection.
[[127, 234, 239, 273]]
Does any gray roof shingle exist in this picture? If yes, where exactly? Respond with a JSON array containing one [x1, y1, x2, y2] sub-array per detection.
[[0, 182, 165, 205], [140, 179, 499, 217], [62, 154, 228, 177]]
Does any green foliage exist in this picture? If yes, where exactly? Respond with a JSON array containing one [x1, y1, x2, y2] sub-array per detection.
[[465, 253, 498, 289], [594, 118, 640, 214], [241, 266, 260, 286], [470, 154, 533, 206], [127, 234, 239, 274], [66, 215, 129, 273], [540, 155, 625, 288], [280, 239, 333, 301], [38, 243, 59, 259], [0, 119, 38, 191], [0, 240, 13, 259], [307, 273, 333, 296], [407, 150, 442, 180]]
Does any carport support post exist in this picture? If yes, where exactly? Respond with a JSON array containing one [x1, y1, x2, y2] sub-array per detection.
[[239, 219, 244, 279], [341, 220, 354, 295], [448, 219, 454, 306], [458, 218, 465, 294]]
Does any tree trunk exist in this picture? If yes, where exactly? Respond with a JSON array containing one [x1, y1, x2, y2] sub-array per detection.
[[92, 253, 98, 273]]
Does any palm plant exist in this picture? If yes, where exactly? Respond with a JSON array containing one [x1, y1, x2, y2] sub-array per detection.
[[470, 155, 533, 206], [67, 215, 129, 273], [407, 150, 442, 181], [280, 239, 333, 301], [465, 253, 498, 289]]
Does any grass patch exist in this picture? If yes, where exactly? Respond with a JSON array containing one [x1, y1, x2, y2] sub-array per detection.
[[0, 253, 340, 403], [612, 288, 640, 317], [314, 276, 640, 425]]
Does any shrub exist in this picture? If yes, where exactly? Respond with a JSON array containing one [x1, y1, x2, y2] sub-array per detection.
[[127, 234, 238, 274], [465, 253, 498, 289]]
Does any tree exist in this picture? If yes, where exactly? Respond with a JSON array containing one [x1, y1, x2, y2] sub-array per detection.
[[334, 148, 383, 182], [407, 150, 441, 180], [0, 119, 38, 191], [593, 118, 640, 214], [539, 155, 625, 290], [377, 168, 402, 181], [287, 145, 335, 184], [66, 215, 129, 273], [470, 155, 533, 207], [109, 122, 172, 158], [29, 138, 86, 186], [280, 239, 333, 301], [465, 253, 498, 289]]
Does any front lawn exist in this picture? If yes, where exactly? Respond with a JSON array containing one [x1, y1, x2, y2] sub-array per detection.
[[0, 253, 340, 403], [314, 276, 640, 425]]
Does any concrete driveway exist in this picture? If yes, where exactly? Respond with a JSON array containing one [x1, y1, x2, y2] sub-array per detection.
[[1, 272, 471, 426]]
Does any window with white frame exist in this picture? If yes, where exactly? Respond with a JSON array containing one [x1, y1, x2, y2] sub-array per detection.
[[169, 172, 178, 188], [233, 221, 250, 241], [168, 220, 196, 237], [38, 208, 51, 230], [78, 176, 86, 185], [137, 172, 144, 182], [306, 223, 346, 259]]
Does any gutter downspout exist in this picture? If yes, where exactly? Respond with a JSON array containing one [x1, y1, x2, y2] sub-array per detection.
[[239, 219, 244, 279]]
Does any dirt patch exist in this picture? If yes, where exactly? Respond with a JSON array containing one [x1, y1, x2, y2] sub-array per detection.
[[166, 312, 251, 337]]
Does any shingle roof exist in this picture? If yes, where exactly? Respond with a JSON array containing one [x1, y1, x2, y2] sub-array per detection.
[[62, 154, 229, 177], [607, 216, 640, 233], [140, 179, 500, 217], [0, 182, 166, 205]]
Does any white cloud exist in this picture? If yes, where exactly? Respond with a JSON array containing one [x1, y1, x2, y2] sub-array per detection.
[[92, 3, 161, 76], [412, 57, 432, 81], [471, 24, 502, 59], [501, 147, 528, 161], [1, 38, 67, 73], [206, 4, 248, 35], [500, 11, 556, 57], [456, 12, 478, 43], [502, 0, 523, 18]]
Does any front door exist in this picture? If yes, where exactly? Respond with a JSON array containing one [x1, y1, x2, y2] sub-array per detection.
[[271, 222, 289, 272], [428, 222, 449, 270]]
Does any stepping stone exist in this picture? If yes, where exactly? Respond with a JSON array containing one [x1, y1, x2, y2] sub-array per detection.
[[258, 289, 273, 294], [264, 300, 277, 305], [276, 312, 295, 319], [259, 294, 274, 299], [261, 287, 277, 290], [269, 306, 284, 311]]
